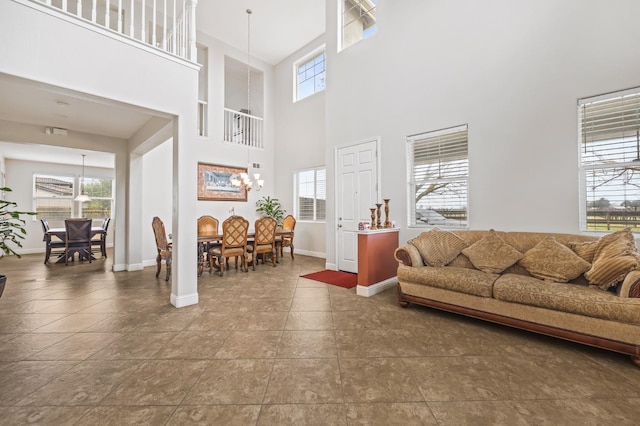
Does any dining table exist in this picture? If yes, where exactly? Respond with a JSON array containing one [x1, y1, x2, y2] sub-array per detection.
[[197, 229, 294, 276], [45, 226, 107, 263]]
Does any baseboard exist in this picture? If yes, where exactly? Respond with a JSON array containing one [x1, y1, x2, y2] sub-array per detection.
[[143, 259, 157, 267], [290, 248, 326, 258], [356, 277, 397, 297], [325, 262, 337, 271], [171, 292, 199, 308], [127, 263, 144, 271], [112, 264, 126, 272]]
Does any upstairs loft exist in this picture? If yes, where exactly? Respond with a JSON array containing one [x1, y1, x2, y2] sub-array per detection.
[[25, 0, 265, 149]]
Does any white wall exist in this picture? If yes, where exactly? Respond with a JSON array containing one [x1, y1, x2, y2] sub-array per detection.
[[316, 0, 640, 266], [274, 35, 327, 257]]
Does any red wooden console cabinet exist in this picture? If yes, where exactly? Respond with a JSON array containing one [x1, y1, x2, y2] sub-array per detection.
[[357, 229, 399, 297]]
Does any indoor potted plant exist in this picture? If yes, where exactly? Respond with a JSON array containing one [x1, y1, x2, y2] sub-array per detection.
[[255, 196, 285, 226], [0, 187, 35, 297]]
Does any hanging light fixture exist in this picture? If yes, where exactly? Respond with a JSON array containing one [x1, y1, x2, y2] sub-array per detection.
[[231, 8, 264, 192], [74, 154, 92, 202]]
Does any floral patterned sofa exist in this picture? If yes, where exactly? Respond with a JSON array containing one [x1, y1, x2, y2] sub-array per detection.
[[394, 228, 640, 366]]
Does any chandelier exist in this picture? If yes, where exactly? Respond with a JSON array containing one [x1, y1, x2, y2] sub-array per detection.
[[231, 8, 264, 192], [74, 154, 92, 202]]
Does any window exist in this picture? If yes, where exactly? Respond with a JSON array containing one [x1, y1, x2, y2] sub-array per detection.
[[33, 174, 74, 220], [295, 168, 326, 221], [579, 88, 640, 232], [81, 177, 114, 219], [407, 125, 468, 228], [341, 0, 377, 51], [295, 48, 326, 101]]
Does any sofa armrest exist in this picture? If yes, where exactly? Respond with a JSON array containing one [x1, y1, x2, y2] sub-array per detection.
[[619, 270, 640, 298], [394, 244, 423, 267]]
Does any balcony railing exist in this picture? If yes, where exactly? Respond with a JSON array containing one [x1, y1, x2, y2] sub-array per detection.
[[224, 108, 264, 149], [31, 0, 197, 61]]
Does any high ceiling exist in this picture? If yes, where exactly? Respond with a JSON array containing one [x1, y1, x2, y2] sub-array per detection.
[[0, 1, 326, 167], [197, 0, 326, 65]]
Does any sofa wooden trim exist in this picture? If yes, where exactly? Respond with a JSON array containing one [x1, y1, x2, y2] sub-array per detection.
[[397, 284, 640, 367]]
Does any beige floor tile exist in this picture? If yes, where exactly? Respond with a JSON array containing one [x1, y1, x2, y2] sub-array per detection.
[[346, 402, 438, 426], [428, 401, 529, 426], [168, 405, 261, 425], [332, 310, 383, 329], [285, 311, 334, 330], [0, 361, 77, 405], [183, 359, 273, 404], [0, 406, 91, 426], [31, 313, 114, 333], [276, 330, 337, 358], [89, 332, 177, 359], [100, 360, 208, 405], [0, 333, 73, 361], [27, 332, 122, 360], [257, 404, 347, 426], [155, 330, 230, 359], [214, 330, 282, 358], [17, 360, 143, 406], [339, 358, 423, 403], [290, 296, 332, 312], [76, 406, 176, 425], [263, 358, 343, 404]]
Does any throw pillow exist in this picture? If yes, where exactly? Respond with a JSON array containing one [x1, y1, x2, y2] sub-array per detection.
[[408, 227, 468, 267], [584, 228, 640, 290], [567, 240, 598, 263], [518, 237, 591, 283], [461, 230, 523, 273]]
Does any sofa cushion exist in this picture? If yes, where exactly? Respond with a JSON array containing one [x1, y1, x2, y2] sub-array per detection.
[[408, 227, 468, 267], [518, 237, 591, 283], [584, 229, 640, 290], [567, 240, 598, 263], [461, 229, 523, 273], [397, 264, 497, 297], [494, 274, 640, 325]]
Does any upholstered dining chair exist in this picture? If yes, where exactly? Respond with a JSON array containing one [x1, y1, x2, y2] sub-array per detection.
[[64, 218, 92, 265], [208, 215, 249, 276], [248, 216, 277, 269], [197, 215, 220, 275], [41, 218, 65, 264], [91, 217, 110, 258], [152, 216, 172, 281], [277, 214, 296, 260]]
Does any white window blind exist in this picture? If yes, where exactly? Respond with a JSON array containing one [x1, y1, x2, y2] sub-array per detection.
[[295, 168, 326, 221], [407, 125, 468, 228], [579, 88, 640, 232]]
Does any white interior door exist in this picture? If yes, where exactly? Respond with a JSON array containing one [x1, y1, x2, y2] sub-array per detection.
[[336, 139, 378, 273]]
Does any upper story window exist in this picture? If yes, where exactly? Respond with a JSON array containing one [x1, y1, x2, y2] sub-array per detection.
[[407, 125, 469, 228], [579, 88, 640, 232], [341, 0, 377, 51], [294, 168, 326, 221], [295, 47, 326, 102]]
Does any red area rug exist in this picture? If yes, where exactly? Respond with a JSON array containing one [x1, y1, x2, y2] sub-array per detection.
[[300, 270, 358, 289]]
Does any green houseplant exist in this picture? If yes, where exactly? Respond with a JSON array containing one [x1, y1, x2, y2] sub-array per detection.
[[1, 187, 36, 297], [255, 196, 285, 226]]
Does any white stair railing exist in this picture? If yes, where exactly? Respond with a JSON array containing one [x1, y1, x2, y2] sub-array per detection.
[[224, 108, 264, 149], [32, 0, 197, 62]]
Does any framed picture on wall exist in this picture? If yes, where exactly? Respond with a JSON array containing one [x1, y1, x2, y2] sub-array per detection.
[[197, 162, 247, 201]]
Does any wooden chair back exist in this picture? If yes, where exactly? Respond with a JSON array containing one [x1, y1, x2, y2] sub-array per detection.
[[283, 215, 296, 231], [254, 216, 277, 245], [64, 218, 92, 265], [152, 216, 172, 280], [221, 215, 249, 249], [197, 215, 219, 237]]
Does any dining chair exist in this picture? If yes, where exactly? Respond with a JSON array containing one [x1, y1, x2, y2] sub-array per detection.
[[64, 218, 93, 265], [197, 215, 220, 275], [208, 215, 249, 276], [41, 218, 65, 264], [277, 214, 296, 260], [248, 216, 277, 270], [91, 217, 110, 258], [152, 216, 172, 281]]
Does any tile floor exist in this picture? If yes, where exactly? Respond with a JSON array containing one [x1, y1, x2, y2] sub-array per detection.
[[0, 252, 639, 425]]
